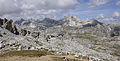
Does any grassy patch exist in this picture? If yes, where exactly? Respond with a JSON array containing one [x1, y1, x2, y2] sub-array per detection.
[[35, 41, 43, 46], [97, 47, 107, 51], [107, 38, 117, 42], [89, 46, 96, 50], [93, 42, 100, 45], [110, 45, 120, 49], [68, 33, 96, 40], [110, 51, 120, 56], [53, 57, 64, 61], [0, 50, 53, 57], [3, 40, 7, 42], [58, 43, 64, 46]]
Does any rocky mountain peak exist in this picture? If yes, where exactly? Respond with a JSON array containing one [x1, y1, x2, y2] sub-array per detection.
[[88, 19, 103, 25], [60, 16, 103, 27]]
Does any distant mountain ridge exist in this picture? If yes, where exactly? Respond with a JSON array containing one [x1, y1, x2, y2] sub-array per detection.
[[97, 16, 120, 24], [14, 16, 103, 30]]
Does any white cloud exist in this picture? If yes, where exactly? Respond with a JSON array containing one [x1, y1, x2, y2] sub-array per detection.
[[116, 1, 120, 6], [21, 0, 78, 10], [0, 0, 22, 16], [0, 0, 78, 19], [112, 11, 120, 17], [88, 0, 109, 8], [96, 14, 105, 18], [20, 9, 61, 19]]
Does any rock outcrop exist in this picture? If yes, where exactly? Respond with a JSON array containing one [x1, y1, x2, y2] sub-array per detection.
[[83, 19, 103, 27], [59, 16, 103, 27], [0, 18, 31, 36], [31, 32, 40, 38], [0, 18, 19, 35], [19, 29, 27, 36]]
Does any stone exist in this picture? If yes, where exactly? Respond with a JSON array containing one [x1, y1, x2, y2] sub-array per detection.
[[29, 47, 35, 50], [31, 32, 40, 38], [20, 29, 27, 36], [0, 43, 5, 49]]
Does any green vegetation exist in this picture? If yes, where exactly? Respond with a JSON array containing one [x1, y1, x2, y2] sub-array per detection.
[[79, 27, 91, 29], [0, 50, 53, 57], [89, 46, 96, 50], [60, 31, 66, 34], [97, 47, 107, 51], [93, 41, 100, 45], [110, 51, 120, 56], [110, 45, 120, 49], [58, 43, 64, 46], [38, 43, 43, 46], [82, 56, 88, 59], [107, 37, 118, 42], [3, 40, 7, 42], [63, 26, 78, 30], [35, 41, 43, 46], [103, 59, 109, 61], [68, 33, 96, 40]]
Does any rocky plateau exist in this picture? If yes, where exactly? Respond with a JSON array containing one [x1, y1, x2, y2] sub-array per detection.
[[0, 16, 120, 61]]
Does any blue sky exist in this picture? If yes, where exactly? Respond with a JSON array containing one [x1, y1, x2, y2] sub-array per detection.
[[0, 0, 120, 20], [61, 0, 120, 19]]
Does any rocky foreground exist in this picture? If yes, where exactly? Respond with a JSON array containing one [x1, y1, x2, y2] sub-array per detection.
[[0, 16, 120, 61]]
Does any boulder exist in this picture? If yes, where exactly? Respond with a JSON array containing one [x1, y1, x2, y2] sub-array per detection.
[[20, 29, 27, 36], [0, 43, 5, 49], [31, 32, 40, 38], [0, 33, 3, 37]]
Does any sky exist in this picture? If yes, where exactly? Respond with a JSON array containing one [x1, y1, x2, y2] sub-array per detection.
[[0, 0, 120, 20]]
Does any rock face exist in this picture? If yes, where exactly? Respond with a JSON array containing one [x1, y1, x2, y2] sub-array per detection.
[[0, 18, 32, 36], [110, 26, 120, 37], [0, 18, 19, 35]]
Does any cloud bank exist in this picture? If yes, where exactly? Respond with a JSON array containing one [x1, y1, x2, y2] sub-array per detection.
[[0, 0, 119, 20], [116, 1, 120, 6], [0, 0, 22, 16], [0, 0, 78, 19], [88, 0, 109, 8], [113, 11, 120, 17]]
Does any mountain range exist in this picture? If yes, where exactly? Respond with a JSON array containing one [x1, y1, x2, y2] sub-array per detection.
[[0, 16, 120, 61]]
